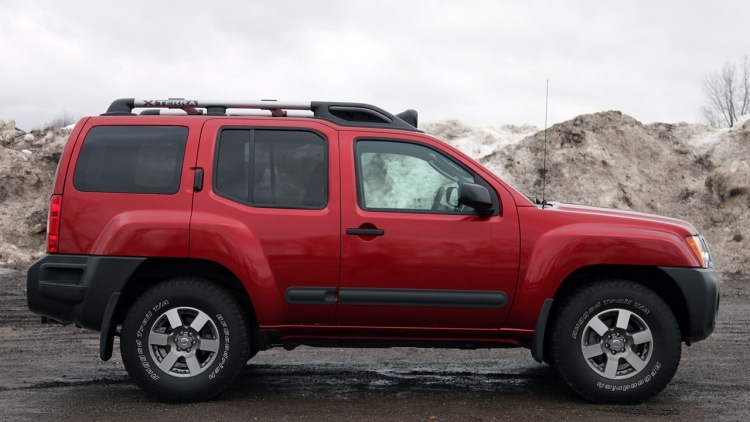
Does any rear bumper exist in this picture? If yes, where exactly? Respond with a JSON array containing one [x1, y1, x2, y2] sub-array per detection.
[[27, 254, 144, 331], [659, 266, 720, 343]]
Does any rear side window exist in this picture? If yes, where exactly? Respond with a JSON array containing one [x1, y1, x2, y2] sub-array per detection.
[[214, 129, 327, 209], [73, 126, 188, 194]]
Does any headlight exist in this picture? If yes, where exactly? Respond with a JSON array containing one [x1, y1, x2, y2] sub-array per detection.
[[686, 235, 714, 268]]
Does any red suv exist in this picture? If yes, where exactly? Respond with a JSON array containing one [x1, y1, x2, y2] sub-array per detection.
[[27, 98, 719, 404]]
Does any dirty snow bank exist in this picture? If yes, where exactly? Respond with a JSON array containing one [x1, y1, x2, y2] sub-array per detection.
[[0, 120, 68, 267], [0, 113, 747, 274], [477, 111, 749, 274]]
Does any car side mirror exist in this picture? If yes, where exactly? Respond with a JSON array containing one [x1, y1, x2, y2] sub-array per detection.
[[459, 183, 493, 211]]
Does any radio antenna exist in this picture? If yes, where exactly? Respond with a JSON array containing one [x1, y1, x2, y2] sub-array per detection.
[[541, 79, 549, 209]]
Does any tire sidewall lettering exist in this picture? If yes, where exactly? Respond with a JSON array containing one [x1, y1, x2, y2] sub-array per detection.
[[209, 313, 230, 380], [571, 301, 601, 339], [596, 362, 661, 392], [135, 305, 159, 381], [571, 297, 652, 340]]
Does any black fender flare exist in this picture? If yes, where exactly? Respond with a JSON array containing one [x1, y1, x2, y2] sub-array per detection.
[[531, 298, 554, 362]]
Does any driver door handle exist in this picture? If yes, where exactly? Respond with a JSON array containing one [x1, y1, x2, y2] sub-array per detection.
[[346, 228, 385, 236]]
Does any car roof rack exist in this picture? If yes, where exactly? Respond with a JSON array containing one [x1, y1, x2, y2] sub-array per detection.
[[102, 98, 419, 130]]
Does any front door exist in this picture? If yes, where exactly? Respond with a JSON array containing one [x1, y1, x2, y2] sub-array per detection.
[[338, 134, 520, 337]]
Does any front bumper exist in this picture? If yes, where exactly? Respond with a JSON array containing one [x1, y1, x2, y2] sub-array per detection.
[[659, 267, 720, 343]]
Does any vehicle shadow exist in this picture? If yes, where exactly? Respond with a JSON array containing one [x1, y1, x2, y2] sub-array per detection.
[[228, 358, 575, 404]]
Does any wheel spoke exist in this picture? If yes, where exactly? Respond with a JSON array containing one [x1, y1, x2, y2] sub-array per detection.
[[185, 355, 202, 375], [625, 353, 647, 372], [631, 328, 653, 345], [157, 352, 180, 373], [588, 316, 609, 336], [582, 344, 604, 359], [199, 338, 220, 353], [603, 355, 620, 378], [148, 331, 170, 346], [165, 308, 183, 329], [190, 310, 211, 332], [615, 309, 633, 330]]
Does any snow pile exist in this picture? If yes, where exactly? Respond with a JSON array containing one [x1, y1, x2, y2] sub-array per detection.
[[467, 111, 749, 274], [0, 113, 747, 274], [422, 120, 537, 161], [0, 120, 68, 267]]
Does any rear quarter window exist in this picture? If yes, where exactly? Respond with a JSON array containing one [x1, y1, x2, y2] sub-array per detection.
[[73, 126, 188, 194]]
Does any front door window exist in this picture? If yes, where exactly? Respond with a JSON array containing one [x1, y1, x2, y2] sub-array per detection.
[[356, 140, 475, 213]]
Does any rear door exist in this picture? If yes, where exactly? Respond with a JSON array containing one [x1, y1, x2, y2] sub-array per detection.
[[337, 132, 520, 336], [190, 119, 341, 326]]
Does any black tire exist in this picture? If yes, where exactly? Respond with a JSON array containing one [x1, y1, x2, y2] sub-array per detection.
[[120, 277, 250, 402], [551, 280, 681, 404]]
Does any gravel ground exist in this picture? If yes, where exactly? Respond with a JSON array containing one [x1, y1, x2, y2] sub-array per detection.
[[0, 268, 747, 421]]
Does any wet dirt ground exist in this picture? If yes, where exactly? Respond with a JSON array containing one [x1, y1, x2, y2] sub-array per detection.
[[1, 268, 747, 421]]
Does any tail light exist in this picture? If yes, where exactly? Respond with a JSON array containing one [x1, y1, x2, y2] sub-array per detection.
[[47, 195, 62, 253]]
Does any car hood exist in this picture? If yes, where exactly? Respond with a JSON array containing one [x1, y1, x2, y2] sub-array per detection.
[[543, 202, 698, 236]]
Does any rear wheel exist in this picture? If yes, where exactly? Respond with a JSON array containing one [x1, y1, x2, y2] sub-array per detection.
[[551, 280, 681, 404], [120, 277, 250, 402]]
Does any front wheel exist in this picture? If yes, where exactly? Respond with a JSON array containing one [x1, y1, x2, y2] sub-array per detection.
[[120, 277, 250, 402], [551, 280, 681, 404]]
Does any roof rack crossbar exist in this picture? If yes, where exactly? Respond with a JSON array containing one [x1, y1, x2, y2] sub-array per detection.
[[104, 98, 312, 115], [133, 99, 312, 111]]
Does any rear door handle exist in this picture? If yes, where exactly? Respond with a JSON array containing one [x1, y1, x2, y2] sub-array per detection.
[[194, 168, 204, 192], [346, 228, 385, 236]]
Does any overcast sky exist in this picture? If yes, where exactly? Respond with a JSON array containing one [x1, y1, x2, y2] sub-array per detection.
[[1, 0, 747, 131]]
